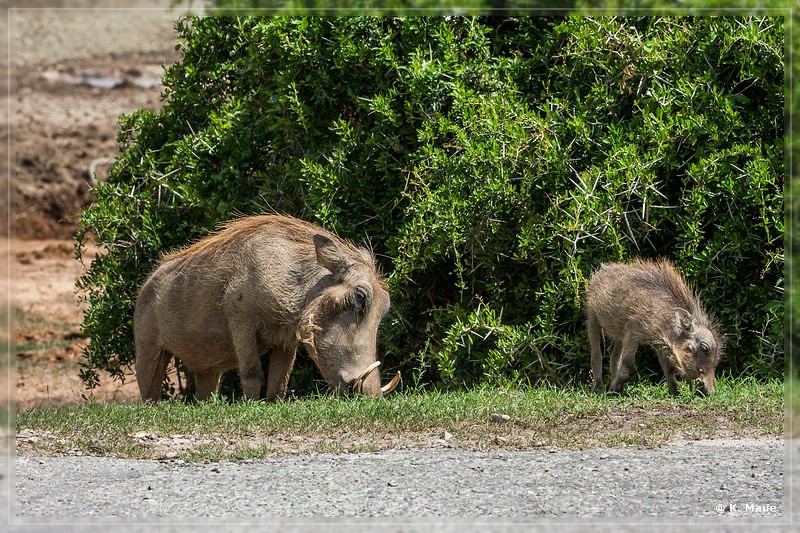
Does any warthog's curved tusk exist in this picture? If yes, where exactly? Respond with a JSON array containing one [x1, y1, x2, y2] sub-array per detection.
[[380, 371, 401, 395], [352, 361, 382, 394]]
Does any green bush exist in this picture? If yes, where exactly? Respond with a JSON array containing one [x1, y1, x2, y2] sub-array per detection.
[[77, 16, 784, 394], [201, 0, 577, 16]]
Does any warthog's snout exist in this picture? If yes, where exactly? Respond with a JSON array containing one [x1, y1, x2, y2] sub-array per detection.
[[698, 370, 715, 395]]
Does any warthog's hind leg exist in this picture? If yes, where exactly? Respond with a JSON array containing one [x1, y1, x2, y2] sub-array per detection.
[[587, 310, 605, 393], [609, 329, 639, 394], [136, 346, 171, 402]]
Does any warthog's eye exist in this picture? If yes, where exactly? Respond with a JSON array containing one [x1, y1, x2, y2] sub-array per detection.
[[698, 342, 709, 355], [353, 285, 369, 312]]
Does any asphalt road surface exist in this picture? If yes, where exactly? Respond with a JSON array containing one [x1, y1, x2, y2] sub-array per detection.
[[5, 438, 797, 531]]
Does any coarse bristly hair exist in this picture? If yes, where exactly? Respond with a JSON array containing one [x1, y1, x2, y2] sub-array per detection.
[[638, 258, 720, 331], [163, 214, 383, 278]]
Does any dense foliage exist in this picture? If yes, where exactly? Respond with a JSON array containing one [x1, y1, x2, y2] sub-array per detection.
[[77, 16, 784, 394], [203, 0, 576, 16]]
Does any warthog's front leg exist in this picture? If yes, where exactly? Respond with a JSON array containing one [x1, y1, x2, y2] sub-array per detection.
[[266, 346, 297, 401], [657, 350, 679, 396], [194, 369, 223, 400], [231, 328, 265, 400]]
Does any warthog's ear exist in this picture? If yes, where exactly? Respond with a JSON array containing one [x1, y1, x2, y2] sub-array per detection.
[[358, 247, 374, 266], [314, 234, 352, 279], [673, 308, 694, 334]]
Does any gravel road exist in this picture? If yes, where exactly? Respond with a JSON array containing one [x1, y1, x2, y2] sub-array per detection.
[[6, 438, 796, 531]]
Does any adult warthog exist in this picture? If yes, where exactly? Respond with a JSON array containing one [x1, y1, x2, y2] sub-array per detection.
[[134, 214, 400, 401]]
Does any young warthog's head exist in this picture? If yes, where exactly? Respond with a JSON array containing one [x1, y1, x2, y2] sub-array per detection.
[[670, 308, 723, 394], [298, 234, 399, 396]]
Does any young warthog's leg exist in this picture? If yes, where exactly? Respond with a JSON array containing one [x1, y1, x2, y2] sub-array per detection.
[[608, 330, 639, 394], [587, 310, 605, 393], [193, 369, 222, 400], [657, 350, 679, 396], [231, 328, 265, 400], [609, 341, 623, 379], [265, 346, 297, 401]]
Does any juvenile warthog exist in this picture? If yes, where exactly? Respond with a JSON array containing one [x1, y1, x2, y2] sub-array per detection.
[[586, 258, 722, 396], [134, 214, 400, 401]]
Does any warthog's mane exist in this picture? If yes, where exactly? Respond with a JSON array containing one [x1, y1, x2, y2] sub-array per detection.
[[633, 257, 720, 339], [161, 214, 383, 279]]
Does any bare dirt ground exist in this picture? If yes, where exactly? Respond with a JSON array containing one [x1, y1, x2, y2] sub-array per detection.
[[5, 1, 193, 412]]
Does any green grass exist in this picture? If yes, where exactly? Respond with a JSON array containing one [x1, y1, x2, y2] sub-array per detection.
[[15, 376, 784, 461]]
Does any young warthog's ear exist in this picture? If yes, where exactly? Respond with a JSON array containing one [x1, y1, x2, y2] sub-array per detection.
[[673, 307, 694, 335], [314, 234, 352, 278]]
